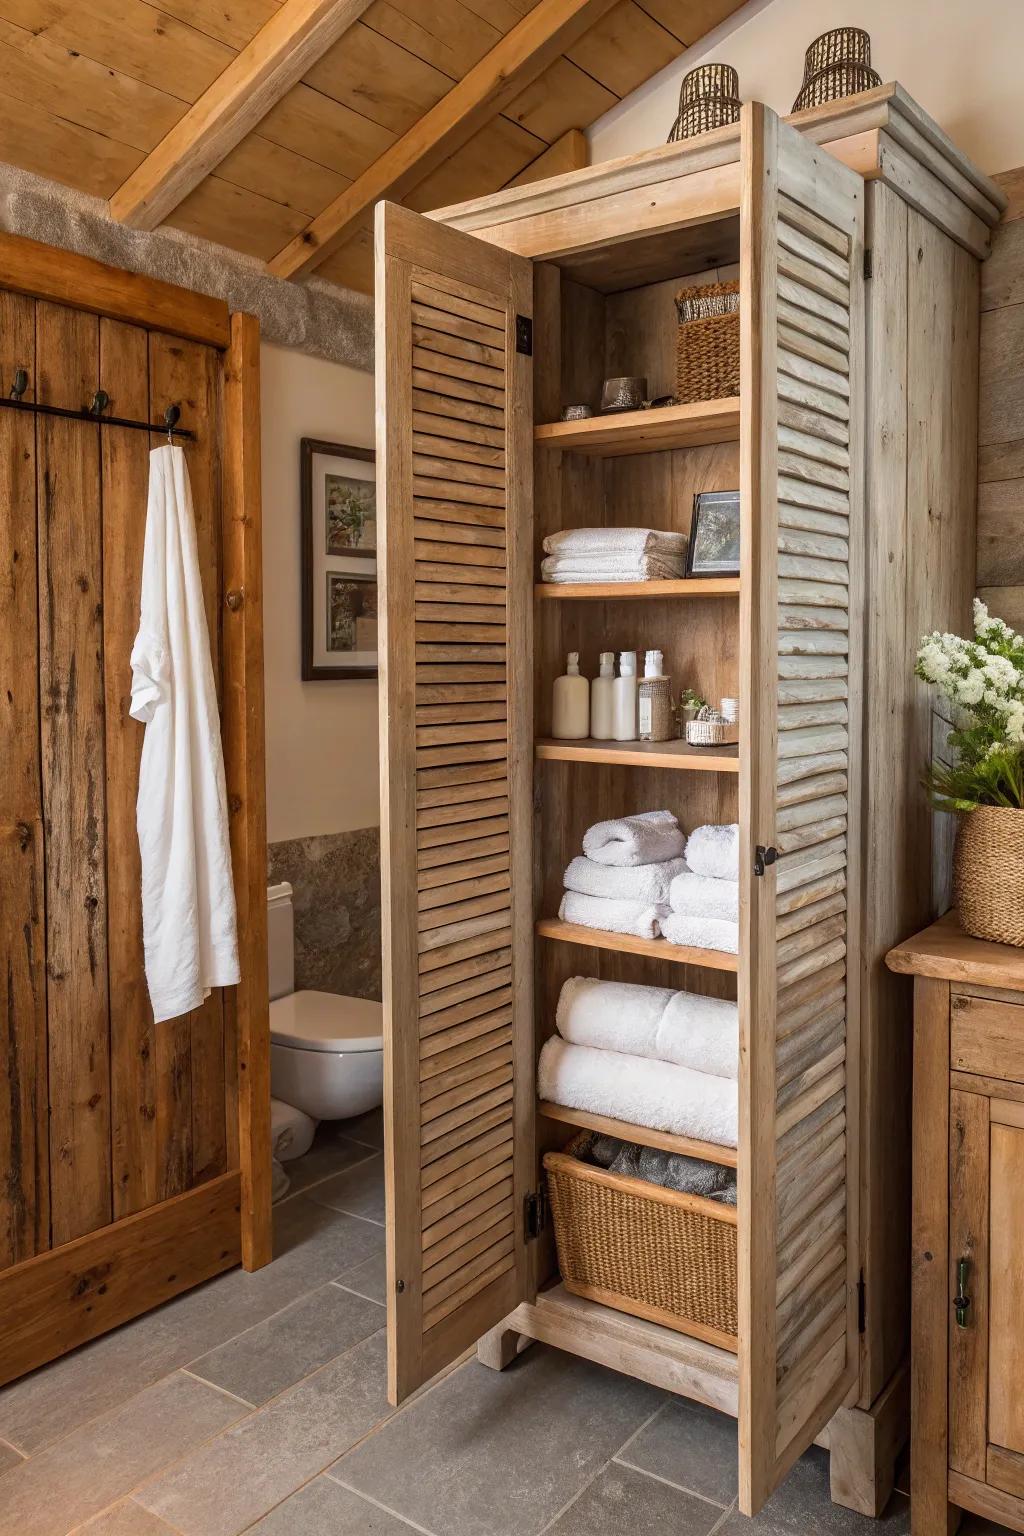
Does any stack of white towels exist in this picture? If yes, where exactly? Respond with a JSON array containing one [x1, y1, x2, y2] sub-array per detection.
[[560, 811, 687, 940], [662, 823, 739, 955], [542, 526, 687, 584], [538, 976, 738, 1147], [560, 814, 740, 955]]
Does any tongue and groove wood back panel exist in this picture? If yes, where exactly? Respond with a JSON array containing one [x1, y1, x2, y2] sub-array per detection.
[[377, 202, 534, 1403]]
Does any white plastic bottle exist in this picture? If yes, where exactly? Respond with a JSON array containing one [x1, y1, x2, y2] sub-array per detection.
[[591, 652, 615, 740], [552, 652, 590, 739], [612, 650, 638, 741]]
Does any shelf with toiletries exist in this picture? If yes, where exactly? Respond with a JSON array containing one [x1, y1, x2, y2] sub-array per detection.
[[534, 396, 741, 457], [535, 738, 739, 772], [537, 917, 739, 973]]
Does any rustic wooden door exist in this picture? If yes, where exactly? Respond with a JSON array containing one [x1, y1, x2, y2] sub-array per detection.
[[0, 237, 268, 1383], [738, 102, 865, 1514], [375, 200, 535, 1403]]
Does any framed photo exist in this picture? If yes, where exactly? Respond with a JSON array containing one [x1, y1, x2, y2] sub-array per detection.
[[686, 489, 741, 577], [301, 438, 377, 680]]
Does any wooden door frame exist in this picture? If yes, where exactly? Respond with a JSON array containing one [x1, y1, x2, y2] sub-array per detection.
[[0, 231, 270, 1388]]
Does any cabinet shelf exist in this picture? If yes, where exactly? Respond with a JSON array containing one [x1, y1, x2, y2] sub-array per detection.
[[537, 917, 739, 973], [538, 1101, 738, 1169], [535, 397, 741, 456], [536, 738, 739, 772], [535, 578, 740, 600]]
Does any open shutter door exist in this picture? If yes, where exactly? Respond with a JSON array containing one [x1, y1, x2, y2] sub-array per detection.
[[376, 201, 535, 1404], [738, 104, 864, 1514]]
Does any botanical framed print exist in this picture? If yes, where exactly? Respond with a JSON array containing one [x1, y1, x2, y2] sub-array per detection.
[[301, 438, 377, 680], [686, 489, 741, 577]]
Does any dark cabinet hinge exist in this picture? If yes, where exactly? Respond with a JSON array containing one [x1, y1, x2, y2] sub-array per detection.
[[863, 249, 873, 280], [857, 1270, 866, 1334], [754, 845, 778, 876], [524, 1189, 546, 1240], [515, 314, 533, 356]]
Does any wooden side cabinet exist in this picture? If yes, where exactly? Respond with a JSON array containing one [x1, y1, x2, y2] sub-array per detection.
[[888, 913, 1024, 1534]]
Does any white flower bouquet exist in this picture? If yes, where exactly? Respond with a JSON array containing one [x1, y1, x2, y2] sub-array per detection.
[[915, 599, 1024, 810]]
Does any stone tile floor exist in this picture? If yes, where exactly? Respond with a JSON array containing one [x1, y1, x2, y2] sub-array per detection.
[[0, 1110, 1010, 1536]]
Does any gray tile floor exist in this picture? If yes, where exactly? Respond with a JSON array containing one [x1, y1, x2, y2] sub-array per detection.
[[0, 1112, 1010, 1536]]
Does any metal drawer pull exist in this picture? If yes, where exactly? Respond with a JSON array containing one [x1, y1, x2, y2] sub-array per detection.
[[954, 1257, 971, 1328]]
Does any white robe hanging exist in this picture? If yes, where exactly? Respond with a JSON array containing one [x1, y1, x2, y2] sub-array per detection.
[[130, 444, 240, 1023]]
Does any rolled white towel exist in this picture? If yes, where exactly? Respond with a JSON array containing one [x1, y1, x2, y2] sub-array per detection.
[[583, 810, 686, 868], [564, 854, 688, 906], [685, 823, 740, 882], [559, 889, 666, 941], [661, 911, 739, 954], [556, 976, 739, 1081], [543, 526, 687, 558], [538, 1037, 737, 1148], [669, 870, 739, 922]]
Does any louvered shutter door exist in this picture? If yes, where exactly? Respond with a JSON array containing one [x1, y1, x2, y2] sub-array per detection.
[[376, 202, 534, 1404], [738, 104, 865, 1515]]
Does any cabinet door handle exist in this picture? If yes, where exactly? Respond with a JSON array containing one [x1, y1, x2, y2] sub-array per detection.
[[954, 1257, 971, 1328]]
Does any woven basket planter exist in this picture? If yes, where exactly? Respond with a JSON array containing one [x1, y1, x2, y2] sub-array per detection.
[[544, 1132, 738, 1347], [954, 805, 1024, 947], [674, 281, 740, 404]]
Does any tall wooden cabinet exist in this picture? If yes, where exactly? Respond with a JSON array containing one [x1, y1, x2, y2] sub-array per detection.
[[375, 87, 1003, 1519]]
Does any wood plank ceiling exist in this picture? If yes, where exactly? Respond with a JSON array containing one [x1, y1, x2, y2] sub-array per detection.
[[0, 0, 746, 294]]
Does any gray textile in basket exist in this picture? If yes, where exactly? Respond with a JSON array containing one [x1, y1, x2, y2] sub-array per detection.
[[589, 1134, 737, 1204]]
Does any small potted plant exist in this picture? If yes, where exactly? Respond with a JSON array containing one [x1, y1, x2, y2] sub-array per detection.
[[679, 687, 706, 735], [916, 599, 1024, 945]]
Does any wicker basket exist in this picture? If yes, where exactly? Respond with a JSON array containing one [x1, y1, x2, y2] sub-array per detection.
[[792, 28, 881, 111], [674, 281, 740, 404], [667, 63, 742, 142], [544, 1132, 738, 1347], [954, 805, 1024, 947]]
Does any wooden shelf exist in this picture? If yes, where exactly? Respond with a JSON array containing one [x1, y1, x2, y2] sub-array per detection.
[[534, 397, 741, 456], [536, 738, 739, 772], [538, 1101, 738, 1169], [535, 577, 740, 600], [537, 917, 739, 972]]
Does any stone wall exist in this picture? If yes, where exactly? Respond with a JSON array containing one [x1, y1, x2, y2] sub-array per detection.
[[267, 829, 381, 1002]]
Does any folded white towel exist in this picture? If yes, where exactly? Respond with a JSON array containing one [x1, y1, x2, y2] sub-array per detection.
[[543, 527, 688, 558], [564, 854, 688, 906], [669, 870, 739, 922], [541, 552, 686, 583], [557, 976, 739, 1080], [582, 810, 686, 868], [661, 911, 739, 954], [685, 823, 740, 882], [559, 889, 666, 941], [538, 1038, 737, 1147]]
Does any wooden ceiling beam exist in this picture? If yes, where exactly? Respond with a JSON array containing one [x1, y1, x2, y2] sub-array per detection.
[[506, 128, 589, 188], [267, 0, 620, 281], [108, 0, 374, 231]]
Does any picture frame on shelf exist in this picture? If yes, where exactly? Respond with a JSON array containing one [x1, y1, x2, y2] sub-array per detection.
[[686, 488, 741, 577], [301, 437, 377, 680]]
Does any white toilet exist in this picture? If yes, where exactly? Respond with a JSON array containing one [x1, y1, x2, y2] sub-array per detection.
[[267, 882, 384, 1122]]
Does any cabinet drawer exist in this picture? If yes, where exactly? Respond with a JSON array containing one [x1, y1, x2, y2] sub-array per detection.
[[951, 994, 1024, 1081]]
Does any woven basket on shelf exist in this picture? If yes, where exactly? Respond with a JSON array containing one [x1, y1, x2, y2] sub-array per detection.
[[954, 805, 1024, 947], [667, 63, 742, 142], [544, 1132, 738, 1346], [674, 280, 740, 404], [792, 27, 881, 112]]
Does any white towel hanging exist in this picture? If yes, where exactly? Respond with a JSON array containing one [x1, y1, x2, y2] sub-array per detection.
[[130, 445, 240, 1023]]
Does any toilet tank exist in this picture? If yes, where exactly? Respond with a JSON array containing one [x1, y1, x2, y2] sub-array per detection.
[[266, 882, 295, 1000]]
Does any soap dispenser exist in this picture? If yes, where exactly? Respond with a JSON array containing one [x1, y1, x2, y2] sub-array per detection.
[[552, 652, 590, 739], [591, 652, 615, 740], [612, 650, 638, 741]]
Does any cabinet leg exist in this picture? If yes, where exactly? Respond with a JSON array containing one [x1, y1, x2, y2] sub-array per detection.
[[476, 1321, 532, 1372], [828, 1359, 909, 1516]]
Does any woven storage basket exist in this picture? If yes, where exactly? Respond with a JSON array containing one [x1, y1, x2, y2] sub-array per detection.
[[544, 1132, 738, 1347], [792, 28, 881, 111], [667, 63, 741, 142], [675, 281, 740, 404], [954, 805, 1024, 947]]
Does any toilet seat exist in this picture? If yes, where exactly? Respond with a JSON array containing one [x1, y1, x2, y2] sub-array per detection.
[[269, 990, 383, 1054]]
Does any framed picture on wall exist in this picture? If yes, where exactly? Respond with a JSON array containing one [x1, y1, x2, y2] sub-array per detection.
[[301, 438, 377, 680]]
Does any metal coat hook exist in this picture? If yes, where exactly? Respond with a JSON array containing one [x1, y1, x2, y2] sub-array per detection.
[[90, 390, 110, 418], [10, 368, 28, 400], [164, 404, 181, 444]]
